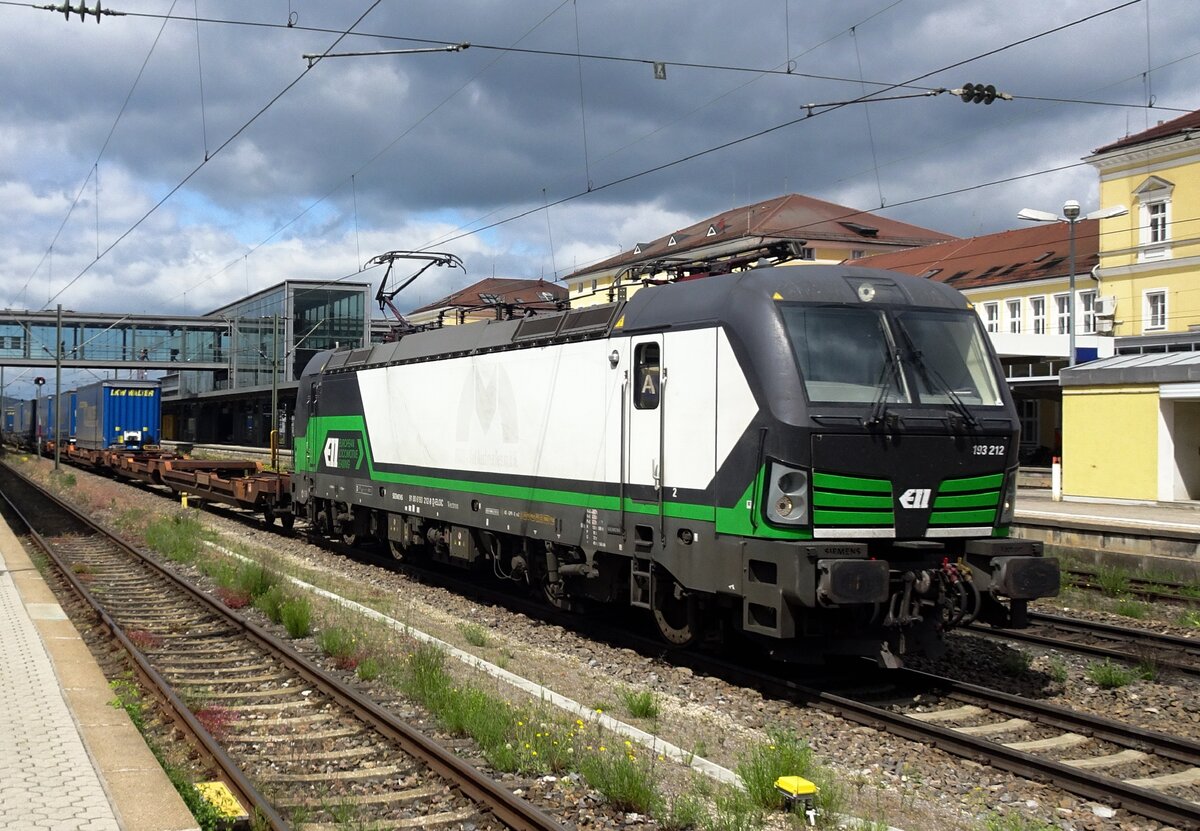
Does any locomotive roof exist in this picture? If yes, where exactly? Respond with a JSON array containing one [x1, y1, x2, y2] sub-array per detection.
[[309, 265, 970, 375]]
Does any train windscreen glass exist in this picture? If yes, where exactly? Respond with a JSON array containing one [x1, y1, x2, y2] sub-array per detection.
[[782, 304, 1001, 407], [893, 310, 1003, 406], [781, 305, 904, 403]]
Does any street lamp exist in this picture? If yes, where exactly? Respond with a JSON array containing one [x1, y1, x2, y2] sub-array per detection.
[[1017, 200, 1128, 366]]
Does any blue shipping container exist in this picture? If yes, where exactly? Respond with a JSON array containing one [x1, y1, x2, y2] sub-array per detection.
[[43, 390, 78, 444], [74, 380, 161, 450]]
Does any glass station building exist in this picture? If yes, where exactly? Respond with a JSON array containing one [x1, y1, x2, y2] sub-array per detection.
[[165, 280, 372, 445]]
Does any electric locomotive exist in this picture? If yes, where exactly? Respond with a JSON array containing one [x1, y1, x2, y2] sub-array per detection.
[[292, 265, 1059, 666]]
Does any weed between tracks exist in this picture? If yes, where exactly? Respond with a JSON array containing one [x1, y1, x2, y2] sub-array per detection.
[[156, 525, 855, 829]]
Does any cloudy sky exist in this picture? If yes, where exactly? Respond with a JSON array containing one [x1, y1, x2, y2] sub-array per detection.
[[1, 0, 1197, 323]]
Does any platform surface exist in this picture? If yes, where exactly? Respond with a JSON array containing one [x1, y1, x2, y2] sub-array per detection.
[[0, 516, 197, 831]]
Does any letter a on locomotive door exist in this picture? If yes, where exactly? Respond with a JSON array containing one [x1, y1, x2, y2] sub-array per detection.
[[626, 336, 664, 541]]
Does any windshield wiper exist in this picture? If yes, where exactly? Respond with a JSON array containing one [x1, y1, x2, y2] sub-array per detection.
[[893, 320, 978, 431], [867, 329, 904, 431]]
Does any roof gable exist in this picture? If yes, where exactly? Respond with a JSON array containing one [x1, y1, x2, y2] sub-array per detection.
[[567, 192, 954, 280], [846, 220, 1099, 291], [1092, 108, 1200, 155]]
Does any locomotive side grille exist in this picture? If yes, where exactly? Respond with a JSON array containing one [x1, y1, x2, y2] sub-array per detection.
[[928, 473, 1003, 525], [811, 472, 894, 527]]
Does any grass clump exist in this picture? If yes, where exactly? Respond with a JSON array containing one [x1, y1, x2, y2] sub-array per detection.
[[114, 508, 149, 533], [1095, 565, 1131, 597], [982, 811, 1059, 831], [356, 656, 381, 681], [316, 626, 362, 669], [997, 649, 1032, 677], [707, 787, 763, 831], [661, 789, 707, 831], [620, 687, 660, 720], [458, 622, 490, 647], [578, 748, 662, 815], [233, 561, 276, 598], [144, 512, 211, 564], [51, 470, 77, 488], [1115, 598, 1148, 619], [736, 729, 844, 828], [253, 584, 288, 624], [1177, 610, 1200, 629], [737, 728, 814, 808], [279, 596, 312, 638], [1086, 659, 1143, 689]]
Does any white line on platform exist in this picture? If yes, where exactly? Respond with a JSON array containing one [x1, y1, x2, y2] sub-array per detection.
[[1017, 510, 1200, 532]]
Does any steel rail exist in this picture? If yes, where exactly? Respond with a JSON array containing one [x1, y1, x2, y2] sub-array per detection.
[[1, 461, 567, 831], [966, 612, 1200, 677], [781, 676, 1200, 828], [0, 470, 287, 831], [898, 668, 1200, 765]]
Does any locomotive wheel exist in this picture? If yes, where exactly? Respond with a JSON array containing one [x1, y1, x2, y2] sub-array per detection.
[[653, 576, 702, 647], [542, 577, 575, 611], [280, 512, 295, 531], [262, 505, 276, 527], [388, 539, 406, 561]]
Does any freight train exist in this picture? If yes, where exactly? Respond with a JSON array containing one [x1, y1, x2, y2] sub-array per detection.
[[290, 265, 1059, 665], [7, 379, 160, 456]]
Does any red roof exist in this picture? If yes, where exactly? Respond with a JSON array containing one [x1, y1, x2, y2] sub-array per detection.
[[1092, 107, 1200, 155], [567, 193, 954, 279], [410, 277, 566, 314], [846, 220, 1098, 290]]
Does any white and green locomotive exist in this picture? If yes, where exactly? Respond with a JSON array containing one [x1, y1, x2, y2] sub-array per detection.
[[292, 265, 1058, 666]]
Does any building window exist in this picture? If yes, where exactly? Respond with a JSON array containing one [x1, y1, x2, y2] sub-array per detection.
[[1134, 176, 1173, 262], [1006, 299, 1022, 334], [575, 282, 584, 294], [1079, 290, 1097, 334], [1144, 290, 1167, 331], [1030, 296, 1046, 335], [1018, 399, 1039, 448], [797, 247, 815, 260], [983, 302, 999, 333], [850, 249, 865, 260], [1148, 201, 1168, 243], [1053, 293, 1070, 334]]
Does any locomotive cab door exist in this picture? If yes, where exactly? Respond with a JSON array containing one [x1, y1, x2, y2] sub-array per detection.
[[626, 336, 665, 548]]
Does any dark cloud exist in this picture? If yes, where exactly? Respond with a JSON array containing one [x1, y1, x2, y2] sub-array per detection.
[[0, 0, 1197, 323]]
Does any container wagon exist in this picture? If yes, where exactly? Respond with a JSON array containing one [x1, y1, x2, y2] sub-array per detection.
[[74, 379, 162, 451]]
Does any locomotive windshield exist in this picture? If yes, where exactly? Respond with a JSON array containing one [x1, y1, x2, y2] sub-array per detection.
[[781, 304, 1002, 407]]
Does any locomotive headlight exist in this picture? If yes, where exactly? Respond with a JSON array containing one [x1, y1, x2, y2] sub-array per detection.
[[766, 463, 809, 525], [998, 469, 1018, 525]]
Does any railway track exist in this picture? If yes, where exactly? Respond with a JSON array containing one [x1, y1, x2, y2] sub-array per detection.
[[966, 611, 1200, 678], [659, 654, 1200, 829], [0, 461, 564, 831], [1065, 568, 1200, 606], [17, 453, 1200, 826]]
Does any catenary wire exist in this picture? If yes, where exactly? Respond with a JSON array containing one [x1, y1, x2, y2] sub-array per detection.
[[39, 0, 387, 313]]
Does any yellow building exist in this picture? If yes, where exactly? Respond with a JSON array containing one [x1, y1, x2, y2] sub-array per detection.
[[563, 193, 953, 307], [1060, 109, 1200, 501]]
